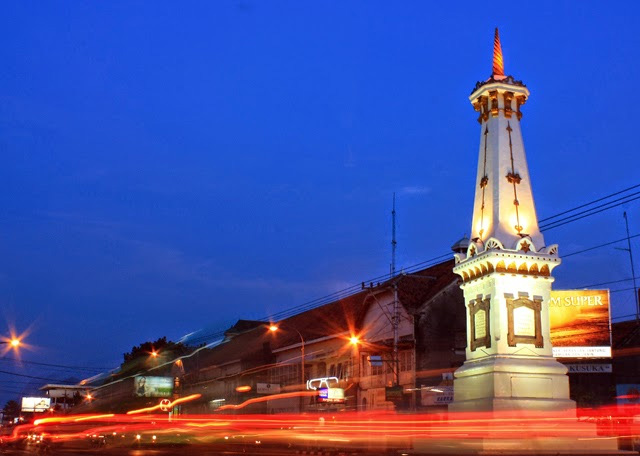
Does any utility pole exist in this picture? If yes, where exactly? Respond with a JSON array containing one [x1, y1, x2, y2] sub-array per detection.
[[391, 193, 400, 386], [623, 212, 639, 322]]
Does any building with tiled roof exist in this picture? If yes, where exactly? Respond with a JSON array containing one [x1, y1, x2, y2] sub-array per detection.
[[179, 259, 465, 413]]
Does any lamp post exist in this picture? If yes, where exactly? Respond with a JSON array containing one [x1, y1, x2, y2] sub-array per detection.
[[0, 339, 20, 348], [349, 336, 360, 411], [268, 324, 305, 410]]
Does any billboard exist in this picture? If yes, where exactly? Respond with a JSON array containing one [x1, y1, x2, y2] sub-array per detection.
[[134, 376, 173, 397], [549, 290, 611, 358], [21, 397, 51, 413]]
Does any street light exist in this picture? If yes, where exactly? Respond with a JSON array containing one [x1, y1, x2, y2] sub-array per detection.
[[268, 323, 305, 396], [1, 338, 21, 348], [348, 335, 361, 411]]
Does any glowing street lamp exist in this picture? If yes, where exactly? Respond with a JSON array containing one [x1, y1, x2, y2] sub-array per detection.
[[1, 338, 21, 348], [268, 323, 305, 393]]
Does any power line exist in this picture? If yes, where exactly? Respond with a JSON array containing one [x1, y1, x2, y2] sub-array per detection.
[[0, 370, 63, 382], [577, 276, 640, 289], [188, 187, 640, 345], [0, 357, 109, 373], [564, 234, 640, 258], [539, 183, 640, 223], [540, 193, 640, 231]]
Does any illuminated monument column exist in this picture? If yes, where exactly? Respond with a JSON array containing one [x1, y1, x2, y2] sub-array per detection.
[[449, 30, 575, 413]]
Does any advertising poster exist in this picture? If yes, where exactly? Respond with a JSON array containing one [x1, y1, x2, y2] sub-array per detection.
[[549, 290, 611, 358], [134, 376, 173, 397], [21, 397, 51, 412]]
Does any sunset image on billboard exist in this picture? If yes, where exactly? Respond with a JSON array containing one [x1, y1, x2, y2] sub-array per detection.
[[548, 289, 611, 358]]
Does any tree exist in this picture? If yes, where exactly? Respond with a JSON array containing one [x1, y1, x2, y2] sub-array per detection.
[[3, 400, 20, 422], [123, 337, 189, 363]]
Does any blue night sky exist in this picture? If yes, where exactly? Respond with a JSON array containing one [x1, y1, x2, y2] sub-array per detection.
[[0, 1, 639, 402]]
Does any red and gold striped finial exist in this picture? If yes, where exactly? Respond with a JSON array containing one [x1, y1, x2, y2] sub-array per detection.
[[492, 28, 504, 76]]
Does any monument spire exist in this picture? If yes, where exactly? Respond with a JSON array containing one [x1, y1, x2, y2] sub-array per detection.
[[450, 29, 572, 416], [492, 28, 504, 76], [468, 29, 544, 251]]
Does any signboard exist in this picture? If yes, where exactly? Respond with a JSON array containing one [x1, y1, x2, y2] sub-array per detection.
[[385, 385, 404, 402], [134, 376, 173, 397], [616, 384, 640, 405], [257, 383, 281, 394], [421, 386, 454, 406], [549, 290, 611, 358], [307, 377, 338, 390], [318, 387, 345, 403], [565, 363, 612, 374], [21, 397, 51, 413]]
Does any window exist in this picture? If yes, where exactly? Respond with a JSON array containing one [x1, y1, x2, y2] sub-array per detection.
[[270, 364, 300, 386], [316, 362, 326, 378], [399, 350, 413, 372]]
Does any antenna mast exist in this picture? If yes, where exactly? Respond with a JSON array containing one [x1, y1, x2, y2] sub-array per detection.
[[391, 193, 400, 386], [623, 212, 640, 322], [391, 193, 397, 277]]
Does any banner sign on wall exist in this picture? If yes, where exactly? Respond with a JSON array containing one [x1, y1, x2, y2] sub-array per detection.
[[421, 386, 454, 406], [565, 363, 612, 373], [134, 376, 173, 397], [549, 290, 611, 358]]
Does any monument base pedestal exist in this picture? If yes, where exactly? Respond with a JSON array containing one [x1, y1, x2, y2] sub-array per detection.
[[411, 421, 624, 454], [450, 354, 576, 413], [439, 355, 621, 453]]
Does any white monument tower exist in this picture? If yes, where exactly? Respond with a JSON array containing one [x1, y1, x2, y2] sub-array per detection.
[[450, 29, 575, 413]]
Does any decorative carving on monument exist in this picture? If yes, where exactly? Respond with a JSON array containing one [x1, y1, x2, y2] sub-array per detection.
[[484, 238, 504, 251], [503, 91, 514, 118], [506, 296, 543, 348], [473, 96, 490, 123], [489, 90, 499, 116], [478, 125, 490, 238], [505, 122, 524, 234], [469, 296, 491, 351], [470, 75, 527, 95], [515, 95, 526, 120], [506, 172, 522, 184]]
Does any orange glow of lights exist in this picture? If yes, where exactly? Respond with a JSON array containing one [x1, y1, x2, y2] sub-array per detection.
[[235, 385, 252, 393], [217, 391, 318, 411], [492, 28, 504, 76], [349, 336, 360, 345], [74, 414, 114, 422], [10, 338, 20, 347], [150, 350, 158, 358], [126, 393, 201, 415], [268, 325, 278, 332], [86, 393, 93, 400]]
